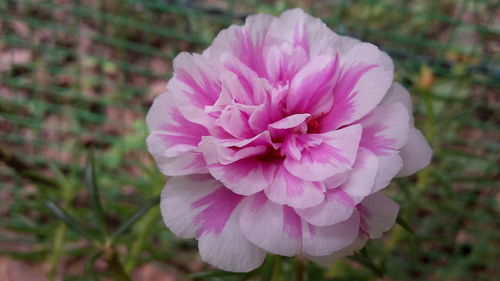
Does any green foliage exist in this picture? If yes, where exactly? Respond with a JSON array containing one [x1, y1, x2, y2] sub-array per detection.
[[0, 0, 498, 280]]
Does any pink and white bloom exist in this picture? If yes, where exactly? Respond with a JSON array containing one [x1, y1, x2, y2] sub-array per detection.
[[147, 9, 432, 272]]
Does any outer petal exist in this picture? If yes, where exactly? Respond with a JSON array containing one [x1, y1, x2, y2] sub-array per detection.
[[284, 125, 362, 181], [372, 152, 403, 192], [306, 238, 367, 264], [342, 148, 379, 203], [146, 91, 209, 155], [358, 192, 399, 239], [397, 128, 432, 177], [160, 175, 223, 239], [205, 13, 276, 77], [359, 103, 410, 155], [265, 165, 325, 209], [240, 193, 302, 256], [146, 93, 208, 176], [381, 83, 413, 120], [167, 54, 226, 129], [321, 43, 394, 131], [198, 205, 266, 272], [295, 187, 355, 227], [146, 132, 207, 176], [266, 8, 344, 57], [302, 211, 360, 256]]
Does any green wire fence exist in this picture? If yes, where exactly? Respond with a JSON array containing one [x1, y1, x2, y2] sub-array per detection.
[[1, 0, 498, 280]]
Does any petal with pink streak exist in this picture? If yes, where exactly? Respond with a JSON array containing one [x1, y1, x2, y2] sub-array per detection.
[[268, 114, 310, 142], [359, 103, 410, 155], [160, 175, 224, 239], [240, 193, 302, 256], [195, 194, 266, 272], [201, 138, 277, 195], [265, 42, 309, 83], [198, 210, 267, 272], [342, 148, 379, 203], [295, 187, 355, 226], [265, 165, 325, 209], [321, 43, 394, 131], [146, 133, 207, 176], [215, 105, 254, 139], [167, 53, 223, 120], [397, 128, 432, 177], [162, 176, 266, 272], [205, 14, 276, 77], [306, 238, 367, 265], [284, 125, 362, 182], [302, 211, 360, 256], [146, 92, 208, 151], [267, 8, 344, 57], [219, 54, 273, 106], [358, 192, 399, 239], [324, 171, 349, 189], [286, 54, 339, 115]]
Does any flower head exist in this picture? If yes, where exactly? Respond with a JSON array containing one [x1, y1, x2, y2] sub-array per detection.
[[146, 8, 432, 272]]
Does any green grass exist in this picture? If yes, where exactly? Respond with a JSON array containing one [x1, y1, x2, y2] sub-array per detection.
[[0, 0, 498, 280]]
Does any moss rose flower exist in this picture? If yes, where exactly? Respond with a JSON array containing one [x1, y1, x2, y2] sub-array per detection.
[[146, 8, 432, 272]]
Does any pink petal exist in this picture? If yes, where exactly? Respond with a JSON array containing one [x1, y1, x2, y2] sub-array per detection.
[[268, 113, 311, 129], [358, 192, 399, 239], [359, 103, 410, 155], [162, 176, 266, 272], [284, 125, 362, 181], [196, 198, 266, 272], [381, 82, 413, 124], [160, 175, 223, 239], [205, 14, 276, 77], [397, 128, 432, 177], [198, 212, 267, 272], [306, 238, 367, 264], [215, 105, 254, 139], [146, 133, 207, 176], [372, 152, 403, 192], [168, 53, 222, 111], [321, 43, 394, 131], [201, 139, 277, 195], [265, 43, 308, 83], [295, 187, 355, 226], [267, 8, 344, 57], [342, 148, 379, 203], [286, 55, 339, 114], [265, 165, 325, 209], [239, 193, 302, 256], [302, 211, 360, 256]]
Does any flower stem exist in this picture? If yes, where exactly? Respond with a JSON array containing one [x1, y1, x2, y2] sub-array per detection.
[[295, 256, 305, 281], [124, 206, 160, 273], [270, 255, 283, 281], [48, 223, 66, 281]]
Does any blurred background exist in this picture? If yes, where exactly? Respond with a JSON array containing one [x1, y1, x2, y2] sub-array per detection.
[[0, 0, 498, 280]]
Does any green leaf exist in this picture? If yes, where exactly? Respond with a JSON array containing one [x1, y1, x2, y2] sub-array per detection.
[[45, 200, 96, 242], [84, 251, 103, 281], [396, 214, 415, 235], [349, 253, 384, 278], [85, 150, 107, 234], [110, 196, 160, 243], [360, 246, 368, 258]]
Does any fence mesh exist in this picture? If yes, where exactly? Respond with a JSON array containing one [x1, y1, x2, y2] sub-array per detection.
[[1, 0, 499, 280]]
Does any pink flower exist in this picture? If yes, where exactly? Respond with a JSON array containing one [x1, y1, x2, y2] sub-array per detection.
[[146, 8, 432, 272]]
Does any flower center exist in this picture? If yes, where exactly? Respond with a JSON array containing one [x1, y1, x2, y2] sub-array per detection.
[[307, 116, 321, 134], [258, 147, 284, 163]]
